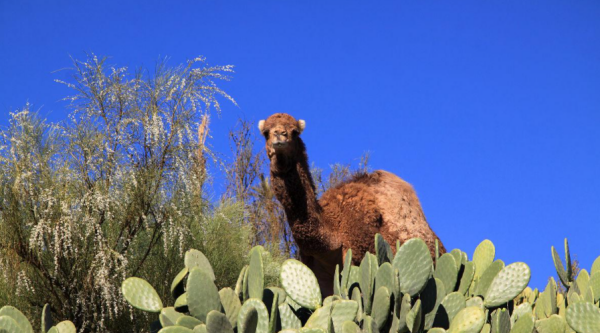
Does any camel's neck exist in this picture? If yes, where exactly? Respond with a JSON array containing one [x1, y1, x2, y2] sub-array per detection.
[[270, 143, 335, 254]]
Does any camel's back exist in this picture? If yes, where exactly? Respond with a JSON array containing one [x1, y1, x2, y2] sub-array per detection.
[[321, 170, 444, 258]]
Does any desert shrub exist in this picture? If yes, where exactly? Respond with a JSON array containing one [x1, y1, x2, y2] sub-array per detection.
[[0, 55, 248, 333]]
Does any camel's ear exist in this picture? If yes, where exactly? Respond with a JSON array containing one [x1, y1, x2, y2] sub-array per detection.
[[298, 119, 306, 134], [258, 120, 265, 133]]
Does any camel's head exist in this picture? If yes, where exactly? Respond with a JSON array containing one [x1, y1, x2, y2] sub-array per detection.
[[258, 113, 306, 159]]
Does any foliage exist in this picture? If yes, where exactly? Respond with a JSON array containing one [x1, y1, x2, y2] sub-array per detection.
[[0, 55, 246, 332]]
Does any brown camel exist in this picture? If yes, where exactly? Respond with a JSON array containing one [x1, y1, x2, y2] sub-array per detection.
[[259, 113, 445, 296]]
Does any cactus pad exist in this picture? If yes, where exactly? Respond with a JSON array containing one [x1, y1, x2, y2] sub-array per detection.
[[185, 249, 215, 281], [434, 253, 458, 294], [441, 292, 466, 323], [510, 313, 534, 333], [447, 306, 485, 333], [393, 238, 434, 297], [279, 304, 302, 330], [472, 240, 495, 280], [187, 268, 221, 322], [41, 304, 52, 333], [280, 259, 322, 310], [248, 246, 265, 300], [206, 310, 233, 333], [237, 299, 269, 333], [484, 262, 530, 307], [0, 306, 33, 333], [566, 302, 600, 333], [53, 321, 76, 333], [0, 316, 23, 333], [122, 277, 163, 312], [535, 314, 566, 333]]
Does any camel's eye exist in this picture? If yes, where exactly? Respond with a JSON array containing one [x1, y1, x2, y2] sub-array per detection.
[[282, 131, 288, 136], [263, 131, 270, 139]]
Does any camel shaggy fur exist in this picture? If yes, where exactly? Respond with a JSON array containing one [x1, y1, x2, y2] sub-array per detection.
[[259, 113, 445, 295]]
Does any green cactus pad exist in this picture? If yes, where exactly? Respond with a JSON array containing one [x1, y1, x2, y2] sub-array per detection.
[[398, 293, 412, 333], [174, 293, 188, 312], [330, 300, 358, 333], [429, 329, 447, 333], [350, 286, 363, 323], [333, 264, 341, 296], [374, 262, 394, 296], [176, 315, 203, 329], [299, 329, 326, 333], [192, 324, 207, 333], [375, 233, 393, 264], [535, 314, 566, 333], [53, 321, 76, 333], [341, 249, 353, 292], [552, 246, 569, 288], [348, 266, 360, 290], [472, 240, 495, 280], [483, 262, 530, 308], [371, 287, 391, 331], [564, 239, 572, 284], [576, 269, 590, 295], [589, 272, 600, 302], [0, 306, 33, 333], [511, 303, 532, 326], [323, 295, 340, 308], [122, 277, 163, 312], [490, 308, 510, 333], [185, 249, 215, 281], [238, 299, 269, 333], [465, 297, 483, 309], [41, 304, 52, 333], [0, 316, 24, 333], [450, 249, 462, 269], [205, 310, 233, 333], [535, 279, 557, 319], [566, 302, 600, 333], [158, 327, 193, 333], [268, 292, 279, 333], [341, 320, 360, 333], [510, 313, 534, 333], [457, 261, 475, 296], [248, 246, 265, 300], [219, 287, 241, 328], [434, 253, 459, 294], [235, 265, 248, 300], [441, 292, 466, 323], [187, 267, 221, 322], [406, 299, 423, 333], [480, 324, 491, 333], [171, 267, 189, 299], [278, 304, 302, 330], [362, 315, 378, 333], [360, 252, 376, 314], [160, 307, 184, 327], [304, 303, 332, 331], [393, 238, 434, 297], [280, 259, 322, 310], [474, 260, 504, 297], [447, 306, 485, 333]]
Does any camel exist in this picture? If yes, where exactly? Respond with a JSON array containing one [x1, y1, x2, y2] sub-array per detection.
[[258, 113, 445, 296]]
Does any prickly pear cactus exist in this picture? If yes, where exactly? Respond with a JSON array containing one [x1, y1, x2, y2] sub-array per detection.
[[122, 277, 164, 312], [280, 259, 322, 310]]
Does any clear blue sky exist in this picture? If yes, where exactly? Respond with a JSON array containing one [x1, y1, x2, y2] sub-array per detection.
[[1, 1, 599, 289]]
